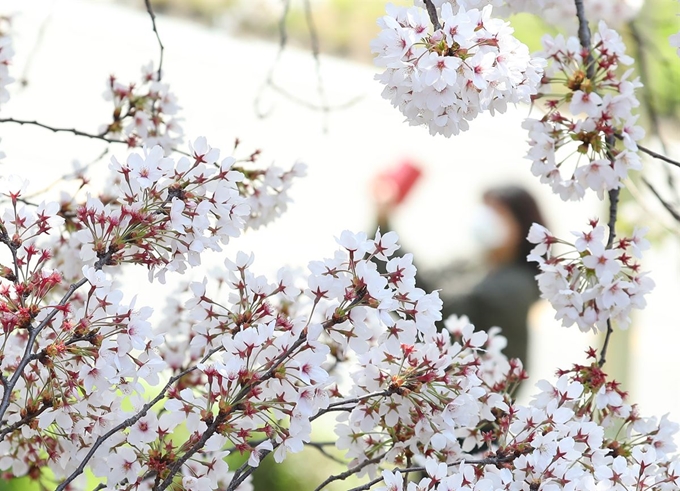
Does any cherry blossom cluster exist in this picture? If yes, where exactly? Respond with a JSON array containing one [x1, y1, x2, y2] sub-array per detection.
[[415, 0, 640, 28], [524, 21, 644, 201], [236, 160, 307, 229], [371, 2, 544, 137], [56, 138, 249, 283], [336, 314, 524, 473], [527, 220, 654, 332], [100, 62, 183, 153], [376, 349, 680, 491]]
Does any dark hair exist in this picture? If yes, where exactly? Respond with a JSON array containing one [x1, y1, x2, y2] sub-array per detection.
[[483, 186, 546, 269]]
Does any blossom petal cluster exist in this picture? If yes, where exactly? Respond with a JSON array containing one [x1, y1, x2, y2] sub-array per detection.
[[373, 354, 680, 491], [415, 0, 641, 29], [527, 220, 654, 332], [371, 2, 544, 137], [525, 21, 644, 200], [101, 62, 183, 154]]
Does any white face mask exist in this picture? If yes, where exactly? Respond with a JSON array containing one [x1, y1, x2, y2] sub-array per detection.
[[470, 205, 511, 250]]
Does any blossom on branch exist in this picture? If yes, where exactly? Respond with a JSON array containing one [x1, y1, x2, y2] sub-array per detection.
[[527, 220, 653, 332], [525, 21, 644, 200], [371, 2, 544, 137]]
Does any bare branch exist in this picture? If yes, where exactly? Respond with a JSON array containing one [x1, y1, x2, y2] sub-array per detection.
[[311, 389, 394, 422], [302, 0, 329, 132], [305, 441, 347, 466], [313, 452, 387, 491], [0, 117, 127, 145], [598, 319, 614, 368], [0, 117, 191, 157], [253, 0, 361, 124], [642, 177, 680, 222], [573, 0, 595, 80], [423, 0, 441, 31], [144, 0, 165, 81], [638, 143, 680, 168]]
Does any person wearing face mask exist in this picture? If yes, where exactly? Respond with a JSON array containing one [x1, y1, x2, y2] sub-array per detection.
[[374, 180, 546, 367]]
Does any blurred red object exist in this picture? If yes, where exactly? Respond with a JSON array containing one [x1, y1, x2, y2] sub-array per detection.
[[374, 160, 423, 205]]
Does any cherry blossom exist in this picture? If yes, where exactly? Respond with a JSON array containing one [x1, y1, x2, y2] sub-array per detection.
[[525, 21, 644, 200], [527, 220, 654, 332], [372, 2, 544, 137]]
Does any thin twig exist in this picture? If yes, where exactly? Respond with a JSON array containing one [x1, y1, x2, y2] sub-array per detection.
[[54, 345, 224, 491], [606, 187, 620, 249], [305, 441, 347, 466], [269, 82, 363, 112], [253, 0, 291, 118], [637, 143, 680, 168], [0, 117, 191, 157], [642, 177, 680, 222], [313, 452, 387, 491], [144, 0, 164, 81], [311, 389, 394, 422], [598, 319, 614, 368], [628, 20, 676, 193], [0, 117, 127, 145], [253, 0, 361, 122], [423, 0, 441, 30], [302, 0, 329, 132]]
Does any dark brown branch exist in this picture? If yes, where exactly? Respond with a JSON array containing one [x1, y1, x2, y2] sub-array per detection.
[[313, 452, 387, 491], [144, 0, 164, 81], [0, 403, 50, 440], [637, 143, 680, 168], [310, 389, 394, 422], [606, 187, 620, 249], [598, 319, 614, 368], [573, 0, 595, 80], [0, 117, 126, 145], [423, 0, 441, 31], [0, 117, 191, 157]]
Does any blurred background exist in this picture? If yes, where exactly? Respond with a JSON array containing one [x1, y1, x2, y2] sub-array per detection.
[[1, 0, 680, 489]]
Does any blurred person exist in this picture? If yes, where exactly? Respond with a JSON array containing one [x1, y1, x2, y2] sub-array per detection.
[[374, 178, 547, 367]]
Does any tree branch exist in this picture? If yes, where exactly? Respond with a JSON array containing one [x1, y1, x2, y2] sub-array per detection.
[[642, 177, 680, 222], [0, 117, 127, 145], [302, 0, 329, 132], [144, 0, 164, 81], [573, 0, 595, 80], [0, 276, 89, 429], [423, 0, 441, 31], [637, 143, 680, 168], [310, 389, 394, 422], [54, 345, 224, 491], [313, 452, 387, 491]]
